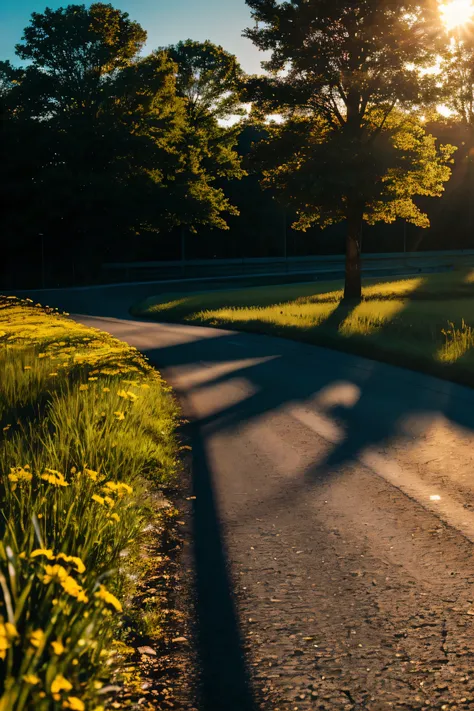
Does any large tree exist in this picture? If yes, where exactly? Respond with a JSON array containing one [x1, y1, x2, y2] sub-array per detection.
[[162, 40, 246, 256], [243, 0, 455, 298], [1, 6, 244, 286], [439, 19, 474, 237]]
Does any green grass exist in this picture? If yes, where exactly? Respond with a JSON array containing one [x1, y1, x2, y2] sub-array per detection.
[[0, 296, 180, 710], [132, 269, 474, 387]]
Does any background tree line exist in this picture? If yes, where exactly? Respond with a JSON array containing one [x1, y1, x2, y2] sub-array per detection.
[[1, 1, 474, 294]]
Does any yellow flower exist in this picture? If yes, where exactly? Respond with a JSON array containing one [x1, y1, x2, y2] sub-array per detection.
[[37, 353, 47, 359], [40, 469, 68, 487], [92, 494, 105, 506], [23, 674, 40, 685], [57, 554, 86, 575], [43, 564, 68, 584], [49, 372, 58, 377], [88, 377, 98, 381], [109, 513, 120, 522], [126, 391, 138, 402], [102, 387, 110, 393], [84, 468, 99, 481], [63, 698, 85, 711], [23, 366, 32, 370], [141, 383, 150, 389], [79, 384, 88, 391], [104, 496, 114, 509], [51, 674, 73, 697], [61, 576, 89, 603], [95, 585, 122, 612], [0, 622, 18, 659], [102, 481, 132, 497], [117, 389, 128, 399], [113, 411, 125, 421], [9, 466, 32, 483], [30, 629, 45, 649], [3, 424, 11, 432], [51, 640, 65, 655], [118, 482, 133, 497], [31, 549, 55, 560]]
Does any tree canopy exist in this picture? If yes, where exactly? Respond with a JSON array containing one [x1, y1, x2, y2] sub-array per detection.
[[1, 5, 245, 283], [243, 0, 455, 298]]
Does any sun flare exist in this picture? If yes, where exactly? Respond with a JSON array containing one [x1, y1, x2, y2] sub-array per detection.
[[440, 0, 474, 30]]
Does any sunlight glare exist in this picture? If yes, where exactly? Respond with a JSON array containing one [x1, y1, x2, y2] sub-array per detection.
[[440, 0, 474, 30]]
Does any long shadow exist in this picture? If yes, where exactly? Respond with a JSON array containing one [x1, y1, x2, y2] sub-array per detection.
[[28, 280, 474, 708], [138, 309, 474, 536], [187, 419, 257, 711]]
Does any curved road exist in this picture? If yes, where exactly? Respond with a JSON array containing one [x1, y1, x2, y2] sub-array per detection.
[[15, 288, 474, 709]]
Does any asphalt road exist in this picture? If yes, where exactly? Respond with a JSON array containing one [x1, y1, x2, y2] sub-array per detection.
[[63, 311, 474, 711]]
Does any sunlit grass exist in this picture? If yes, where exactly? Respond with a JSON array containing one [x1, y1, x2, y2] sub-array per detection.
[[133, 269, 474, 387], [0, 296, 180, 710]]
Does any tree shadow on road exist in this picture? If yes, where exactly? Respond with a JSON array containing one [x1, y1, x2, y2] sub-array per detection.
[[117, 311, 474, 709]]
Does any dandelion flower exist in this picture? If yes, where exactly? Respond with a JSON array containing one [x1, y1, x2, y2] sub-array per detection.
[[29, 629, 45, 649], [41, 469, 68, 487], [102, 481, 132, 497], [104, 496, 115, 508], [88, 377, 98, 381], [84, 468, 99, 481], [31, 549, 55, 560], [92, 494, 105, 506], [61, 576, 88, 603], [63, 698, 85, 711], [9, 466, 32, 483], [118, 482, 133, 497], [43, 564, 68, 584], [126, 391, 138, 402], [37, 353, 47, 359], [23, 674, 40, 685], [51, 640, 65, 655], [117, 389, 128, 399], [109, 513, 120, 522], [95, 585, 123, 612], [51, 674, 73, 697], [114, 411, 125, 421], [57, 553, 86, 575], [3, 424, 11, 432], [23, 366, 32, 371], [0, 622, 18, 659], [102, 387, 110, 393], [79, 384, 88, 391]]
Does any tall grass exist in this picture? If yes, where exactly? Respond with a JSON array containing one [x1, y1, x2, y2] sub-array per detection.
[[133, 271, 474, 387], [0, 297, 180, 710]]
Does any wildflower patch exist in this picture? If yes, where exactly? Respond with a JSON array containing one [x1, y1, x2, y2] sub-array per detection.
[[0, 296, 180, 710]]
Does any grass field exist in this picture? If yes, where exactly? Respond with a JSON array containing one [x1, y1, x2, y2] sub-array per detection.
[[132, 269, 474, 387], [0, 296, 180, 710]]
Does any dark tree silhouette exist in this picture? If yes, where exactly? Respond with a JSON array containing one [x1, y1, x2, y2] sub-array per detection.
[[243, 0, 455, 299]]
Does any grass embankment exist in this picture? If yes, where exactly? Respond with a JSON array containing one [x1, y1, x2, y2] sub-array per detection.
[[0, 296, 181, 711], [133, 269, 474, 387]]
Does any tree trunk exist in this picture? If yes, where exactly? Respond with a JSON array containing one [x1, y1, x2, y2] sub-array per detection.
[[344, 205, 363, 301]]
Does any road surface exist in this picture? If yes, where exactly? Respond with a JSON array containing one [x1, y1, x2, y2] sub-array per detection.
[[66, 310, 474, 711]]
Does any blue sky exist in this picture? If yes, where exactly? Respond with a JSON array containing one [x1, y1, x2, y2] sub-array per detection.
[[0, 0, 268, 73]]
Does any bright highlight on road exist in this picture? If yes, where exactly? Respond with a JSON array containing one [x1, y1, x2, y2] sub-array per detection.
[[430, 495, 442, 501], [440, 0, 474, 30]]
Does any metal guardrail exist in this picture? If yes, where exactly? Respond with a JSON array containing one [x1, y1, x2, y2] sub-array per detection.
[[101, 250, 474, 284]]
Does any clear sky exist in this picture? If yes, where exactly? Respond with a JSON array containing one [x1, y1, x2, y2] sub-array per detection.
[[0, 0, 269, 73]]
